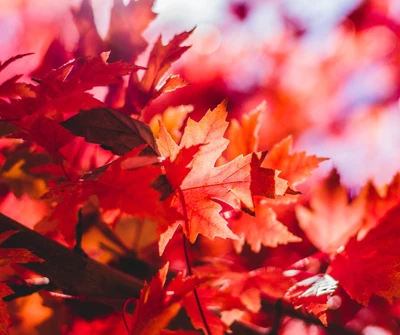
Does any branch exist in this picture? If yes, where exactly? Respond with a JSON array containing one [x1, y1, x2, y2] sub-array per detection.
[[0, 213, 143, 310], [0, 213, 361, 335]]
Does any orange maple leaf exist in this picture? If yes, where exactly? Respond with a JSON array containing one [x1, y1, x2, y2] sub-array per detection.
[[129, 262, 201, 335], [328, 204, 400, 305], [224, 101, 265, 161], [357, 173, 400, 239], [157, 101, 287, 254], [127, 30, 193, 115], [231, 199, 301, 253], [296, 169, 365, 253], [262, 135, 328, 189], [0, 230, 44, 335]]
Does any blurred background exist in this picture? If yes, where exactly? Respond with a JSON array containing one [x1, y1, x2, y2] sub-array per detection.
[[0, 0, 399, 190]]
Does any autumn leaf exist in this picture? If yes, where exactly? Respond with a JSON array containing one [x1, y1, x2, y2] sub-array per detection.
[[285, 273, 338, 326], [61, 107, 158, 156], [0, 283, 13, 335], [129, 262, 201, 335], [72, 0, 155, 63], [0, 230, 44, 335], [0, 75, 35, 99], [43, 146, 162, 242], [149, 105, 194, 142], [231, 199, 301, 253], [194, 261, 295, 314], [328, 204, 400, 305], [296, 169, 365, 253], [183, 289, 229, 335], [127, 30, 193, 115], [224, 101, 265, 161], [19, 116, 76, 159], [0, 53, 144, 161], [357, 173, 400, 239], [106, 0, 156, 62], [262, 135, 328, 189], [157, 101, 288, 254], [0, 230, 44, 265], [0, 159, 47, 199]]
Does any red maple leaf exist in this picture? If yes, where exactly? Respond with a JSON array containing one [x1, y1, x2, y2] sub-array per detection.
[[231, 199, 301, 253], [357, 173, 400, 239], [328, 204, 400, 305], [156, 101, 288, 254], [261, 135, 328, 189], [296, 169, 365, 253], [43, 146, 162, 242], [0, 53, 144, 157], [0, 230, 44, 265], [194, 260, 295, 315], [129, 262, 202, 335], [0, 230, 44, 335], [0, 282, 13, 335], [126, 30, 193, 115], [224, 101, 265, 161], [183, 288, 229, 335]]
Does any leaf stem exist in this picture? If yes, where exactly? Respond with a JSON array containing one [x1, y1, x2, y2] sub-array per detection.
[[177, 187, 212, 335], [182, 235, 212, 335]]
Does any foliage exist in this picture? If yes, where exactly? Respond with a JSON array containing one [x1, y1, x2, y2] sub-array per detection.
[[0, 0, 399, 334]]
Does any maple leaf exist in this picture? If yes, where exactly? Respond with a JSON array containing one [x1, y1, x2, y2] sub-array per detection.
[[72, 0, 155, 62], [224, 101, 265, 161], [328, 204, 400, 305], [0, 158, 47, 199], [157, 101, 288, 254], [1, 53, 144, 160], [220, 106, 304, 253], [262, 135, 328, 189], [17, 116, 76, 159], [0, 230, 44, 265], [0, 230, 44, 335], [61, 107, 158, 156], [296, 169, 365, 253], [357, 173, 400, 239], [183, 289, 229, 335], [149, 105, 194, 142], [231, 199, 301, 253], [129, 262, 202, 335], [0, 75, 35, 99], [285, 273, 338, 326], [194, 261, 295, 315], [126, 30, 193, 115], [0, 282, 13, 335], [43, 146, 162, 242]]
